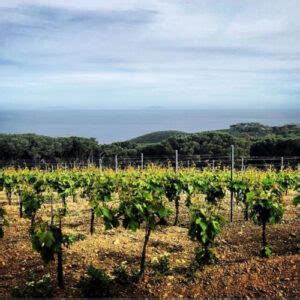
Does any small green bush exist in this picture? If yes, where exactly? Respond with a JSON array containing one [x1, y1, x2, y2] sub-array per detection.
[[248, 190, 284, 258], [112, 261, 140, 284], [0, 207, 8, 238], [150, 255, 170, 274], [261, 245, 273, 258], [194, 245, 216, 265], [293, 194, 300, 206], [78, 265, 113, 298], [189, 207, 223, 264], [11, 273, 53, 298], [113, 261, 132, 284]]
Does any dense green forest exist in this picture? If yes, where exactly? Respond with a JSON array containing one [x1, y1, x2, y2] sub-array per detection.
[[0, 123, 299, 162], [101, 123, 300, 157], [129, 130, 188, 144]]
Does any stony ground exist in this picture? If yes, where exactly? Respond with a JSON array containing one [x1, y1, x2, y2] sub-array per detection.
[[0, 192, 299, 298]]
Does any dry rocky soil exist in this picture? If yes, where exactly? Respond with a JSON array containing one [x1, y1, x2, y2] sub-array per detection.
[[0, 192, 299, 298]]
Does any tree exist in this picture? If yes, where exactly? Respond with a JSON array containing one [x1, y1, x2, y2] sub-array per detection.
[[188, 206, 223, 264], [118, 173, 171, 279], [21, 185, 44, 232], [230, 177, 252, 220], [0, 207, 8, 238], [164, 171, 194, 225], [250, 138, 300, 157], [248, 190, 284, 257], [90, 172, 117, 234], [202, 174, 226, 205]]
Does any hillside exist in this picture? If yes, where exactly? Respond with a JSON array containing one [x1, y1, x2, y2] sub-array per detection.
[[129, 130, 188, 144], [106, 123, 300, 157], [128, 123, 300, 144], [0, 123, 299, 163]]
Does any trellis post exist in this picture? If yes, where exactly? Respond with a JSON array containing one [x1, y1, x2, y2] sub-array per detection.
[[115, 155, 118, 172], [99, 158, 102, 171], [141, 153, 144, 170], [241, 157, 244, 174], [230, 145, 235, 222], [175, 150, 178, 172]]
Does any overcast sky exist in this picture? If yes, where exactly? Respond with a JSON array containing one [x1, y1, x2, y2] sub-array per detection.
[[0, 0, 299, 110]]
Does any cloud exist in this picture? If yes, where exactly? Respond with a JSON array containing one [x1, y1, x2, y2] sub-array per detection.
[[0, 0, 299, 109], [0, 58, 21, 66], [0, 4, 157, 43]]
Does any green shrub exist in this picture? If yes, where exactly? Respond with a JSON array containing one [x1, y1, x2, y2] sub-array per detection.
[[150, 255, 170, 274], [248, 190, 284, 258], [112, 261, 134, 284], [188, 207, 223, 264], [293, 194, 300, 206], [261, 245, 273, 258], [0, 207, 8, 238], [11, 273, 53, 298], [78, 266, 113, 298]]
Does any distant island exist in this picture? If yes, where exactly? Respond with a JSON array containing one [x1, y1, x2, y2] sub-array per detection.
[[0, 123, 299, 163]]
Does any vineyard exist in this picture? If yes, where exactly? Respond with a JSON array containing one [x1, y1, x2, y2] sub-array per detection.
[[0, 166, 299, 298]]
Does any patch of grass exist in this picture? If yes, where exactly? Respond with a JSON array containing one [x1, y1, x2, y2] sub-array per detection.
[[11, 273, 53, 298]]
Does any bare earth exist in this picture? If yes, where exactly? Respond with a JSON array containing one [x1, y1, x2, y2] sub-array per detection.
[[0, 192, 299, 298]]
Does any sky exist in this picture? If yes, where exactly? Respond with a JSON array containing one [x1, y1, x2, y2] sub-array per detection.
[[0, 0, 300, 110]]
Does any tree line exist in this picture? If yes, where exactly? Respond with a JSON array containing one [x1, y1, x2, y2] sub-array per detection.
[[0, 123, 299, 162]]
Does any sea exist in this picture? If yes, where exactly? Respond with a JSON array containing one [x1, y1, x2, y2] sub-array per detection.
[[0, 109, 299, 144]]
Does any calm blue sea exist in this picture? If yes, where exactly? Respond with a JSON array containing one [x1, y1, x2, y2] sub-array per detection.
[[0, 109, 299, 144]]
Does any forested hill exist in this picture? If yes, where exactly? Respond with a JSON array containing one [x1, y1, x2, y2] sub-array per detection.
[[0, 123, 299, 161], [129, 130, 188, 144], [108, 123, 299, 157], [127, 123, 299, 144]]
